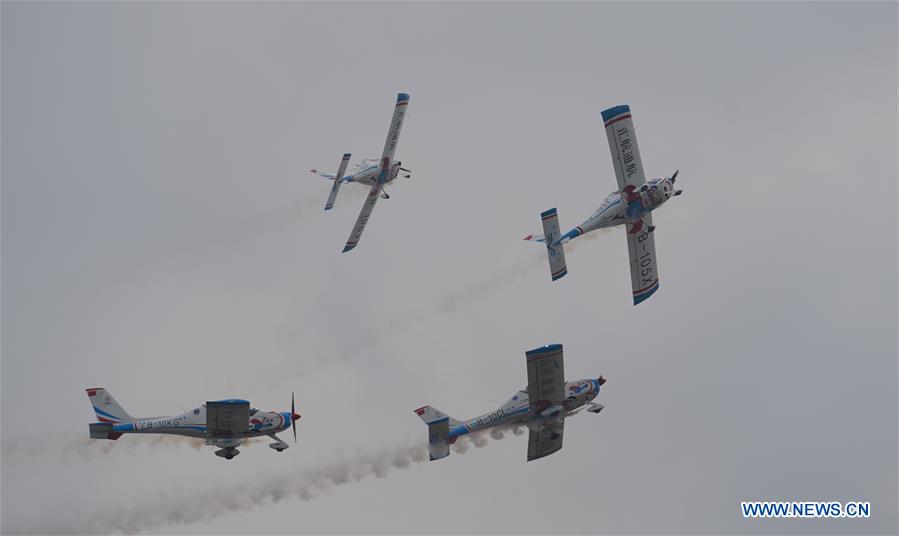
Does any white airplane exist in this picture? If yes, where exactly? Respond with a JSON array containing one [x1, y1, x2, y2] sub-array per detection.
[[86, 388, 301, 460], [310, 92, 412, 252], [414, 344, 606, 462], [525, 104, 682, 305]]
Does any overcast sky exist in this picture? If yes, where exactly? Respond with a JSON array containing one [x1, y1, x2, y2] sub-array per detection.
[[2, 2, 897, 534]]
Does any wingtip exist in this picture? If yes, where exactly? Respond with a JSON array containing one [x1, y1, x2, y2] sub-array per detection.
[[633, 283, 660, 305], [523, 234, 533, 241], [397, 92, 410, 102], [601, 104, 631, 122], [525, 343, 563, 358], [341, 244, 357, 253]]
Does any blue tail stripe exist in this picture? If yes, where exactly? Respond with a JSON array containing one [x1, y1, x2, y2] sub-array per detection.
[[92, 406, 123, 422]]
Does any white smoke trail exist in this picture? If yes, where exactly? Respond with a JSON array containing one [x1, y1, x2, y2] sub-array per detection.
[[451, 425, 523, 454], [63, 442, 430, 535], [381, 227, 611, 339], [1, 434, 264, 461], [16, 428, 523, 534]]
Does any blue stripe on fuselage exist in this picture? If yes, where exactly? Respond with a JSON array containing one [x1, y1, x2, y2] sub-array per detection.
[[448, 406, 530, 439], [560, 228, 582, 241]]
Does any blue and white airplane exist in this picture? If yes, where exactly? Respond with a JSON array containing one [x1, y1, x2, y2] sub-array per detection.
[[86, 388, 301, 460], [525, 105, 682, 304], [310, 92, 412, 252], [415, 344, 605, 462]]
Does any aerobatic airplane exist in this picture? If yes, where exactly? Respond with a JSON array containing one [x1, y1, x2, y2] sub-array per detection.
[[414, 344, 605, 462], [309, 92, 412, 252], [86, 388, 301, 460], [524, 104, 682, 304]]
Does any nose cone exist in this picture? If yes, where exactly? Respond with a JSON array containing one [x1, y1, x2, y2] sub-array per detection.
[[598, 376, 607, 386], [292, 413, 301, 422]]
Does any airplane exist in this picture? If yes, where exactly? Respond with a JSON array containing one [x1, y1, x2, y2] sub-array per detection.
[[414, 344, 605, 462], [524, 104, 682, 305], [309, 92, 412, 252], [85, 388, 301, 460]]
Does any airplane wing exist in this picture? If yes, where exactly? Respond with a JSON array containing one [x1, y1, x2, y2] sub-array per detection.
[[527, 420, 564, 461], [379, 93, 410, 173], [627, 213, 659, 304], [341, 184, 382, 252], [205, 399, 249, 439], [602, 104, 646, 192], [603, 105, 660, 305], [526, 344, 565, 412]]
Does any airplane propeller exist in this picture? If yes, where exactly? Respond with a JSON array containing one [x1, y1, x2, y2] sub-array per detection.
[[670, 170, 679, 183], [290, 391, 301, 443]]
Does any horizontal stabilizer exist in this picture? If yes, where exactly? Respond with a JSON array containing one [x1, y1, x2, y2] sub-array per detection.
[[325, 153, 351, 210], [89, 422, 122, 440], [540, 208, 567, 281], [523, 233, 546, 243], [414, 405, 454, 461]]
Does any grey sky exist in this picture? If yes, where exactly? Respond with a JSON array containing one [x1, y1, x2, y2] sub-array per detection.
[[2, 1, 896, 534]]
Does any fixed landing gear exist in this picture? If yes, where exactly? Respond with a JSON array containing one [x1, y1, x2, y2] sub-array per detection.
[[269, 441, 289, 453], [215, 447, 240, 460], [587, 403, 605, 414]]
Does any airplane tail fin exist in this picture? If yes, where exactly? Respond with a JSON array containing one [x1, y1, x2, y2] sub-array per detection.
[[324, 153, 351, 210], [86, 388, 135, 423], [414, 406, 460, 461], [538, 208, 568, 281]]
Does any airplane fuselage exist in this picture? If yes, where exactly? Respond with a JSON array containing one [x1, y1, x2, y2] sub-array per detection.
[[447, 378, 602, 442], [339, 159, 403, 187], [559, 177, 677, 242], [107, 406, 294, 440]]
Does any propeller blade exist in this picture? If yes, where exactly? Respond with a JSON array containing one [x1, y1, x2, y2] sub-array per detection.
[[670, 170, 679, 183], [291, 392, 297, 443]]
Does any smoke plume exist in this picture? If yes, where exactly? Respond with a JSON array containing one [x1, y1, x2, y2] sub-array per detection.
[[381, 227, 610, 339], [17, 427, 522, 534], [1, 434, 264, 461]]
